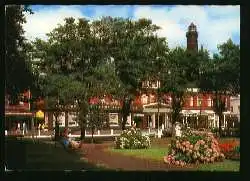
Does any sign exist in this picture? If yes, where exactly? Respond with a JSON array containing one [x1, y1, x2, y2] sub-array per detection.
[[134, 113, 144, 117], [35, 110, 44, 119], [109, 113, 118, 125]]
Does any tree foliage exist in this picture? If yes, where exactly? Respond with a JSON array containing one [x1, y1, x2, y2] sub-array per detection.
[[5, 5, 35, 103], [199, 39, 240, 136]]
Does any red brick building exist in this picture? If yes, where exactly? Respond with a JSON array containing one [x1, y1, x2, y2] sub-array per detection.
[[5, 90, 33, 131]]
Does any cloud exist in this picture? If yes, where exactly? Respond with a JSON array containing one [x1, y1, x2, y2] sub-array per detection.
[[23, 5, 86, 41], [133, 5, 240, 55], [23, 5, 240, 55], [90, 5, 132, 19]]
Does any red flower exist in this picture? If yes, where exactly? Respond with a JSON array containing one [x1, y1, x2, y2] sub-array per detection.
[[219, 142, 238, 154]]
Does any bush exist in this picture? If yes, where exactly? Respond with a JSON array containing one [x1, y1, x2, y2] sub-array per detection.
[[114, 127, 151, 149], [164, 129, 225, 166]]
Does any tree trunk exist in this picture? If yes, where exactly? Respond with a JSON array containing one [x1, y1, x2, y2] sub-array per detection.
[[65, 111, 68, 129], [122, 114, 127, 130], [218, 114, 223, 137], [55, 115, 59, 140], [48, 112, 53, 131], [121, 98, 132, 130], [91, 127, 94, 143], [80, 121, 86, 141]]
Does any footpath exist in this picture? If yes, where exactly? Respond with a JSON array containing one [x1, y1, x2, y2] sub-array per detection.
[[80, 143, 194, 171]]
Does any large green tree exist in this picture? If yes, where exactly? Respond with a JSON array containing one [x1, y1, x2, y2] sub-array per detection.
[[5, 5, 35, 103], [32, 17, 119, 141], [199, 39, 240, 137], [93, 17, 169, 130], [161, 47, 211, 135]]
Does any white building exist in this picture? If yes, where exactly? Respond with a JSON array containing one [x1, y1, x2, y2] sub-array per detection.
[[230, 95, 240, 121]]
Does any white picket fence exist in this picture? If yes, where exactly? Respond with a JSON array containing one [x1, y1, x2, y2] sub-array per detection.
[[5, 128, 161, 139]]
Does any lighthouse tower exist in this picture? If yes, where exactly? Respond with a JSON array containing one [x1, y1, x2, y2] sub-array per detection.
[[186, 22, 198, 52]]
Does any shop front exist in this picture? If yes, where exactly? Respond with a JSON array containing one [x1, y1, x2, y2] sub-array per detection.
[[141, 103, 172, 130]]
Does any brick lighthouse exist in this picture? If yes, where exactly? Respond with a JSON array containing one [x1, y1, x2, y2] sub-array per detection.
[[186, 22, 198, 52]]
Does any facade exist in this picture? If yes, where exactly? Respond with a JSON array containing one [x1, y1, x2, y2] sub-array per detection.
[[230, 95, 240, 121], [5, 90, 33, 131], [131, 89, 231, 130]]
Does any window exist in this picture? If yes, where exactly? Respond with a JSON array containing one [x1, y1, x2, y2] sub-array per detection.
[[190, 96, 193, 106], [141, 94, 148, 104], [207, 96, 211, 107], [197, 97, 202, 106]]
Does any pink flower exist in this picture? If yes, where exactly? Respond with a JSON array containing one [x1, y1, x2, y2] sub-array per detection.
[[176, 161, 180, 165], [211, 157, 215, 162], [180, 162, 185, 167], [200, 140, 205, 145]]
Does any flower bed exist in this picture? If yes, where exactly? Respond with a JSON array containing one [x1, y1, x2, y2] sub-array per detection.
[[164, 129, 225, 166], [219, 141, 240, 160], [114, 127, 150, 149]]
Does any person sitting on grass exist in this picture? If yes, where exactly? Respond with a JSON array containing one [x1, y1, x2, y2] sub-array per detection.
[[61, 128, 70, 149], [61, 128, 80, 150]]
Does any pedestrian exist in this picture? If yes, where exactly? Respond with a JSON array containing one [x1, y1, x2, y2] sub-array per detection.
[[23, 122, 27, 134], [16, 122, 21, 135]]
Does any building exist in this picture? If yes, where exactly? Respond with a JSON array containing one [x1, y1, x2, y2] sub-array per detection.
[[43, 23, 233, 131], [5, 90, 33, 131], [230, 95, 240, 121]]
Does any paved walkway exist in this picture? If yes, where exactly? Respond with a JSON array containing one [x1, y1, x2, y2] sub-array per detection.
[[80, 143, 194, 171]]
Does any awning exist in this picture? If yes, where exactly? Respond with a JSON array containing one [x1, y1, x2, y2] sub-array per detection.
[[5, 112, 33, 116], [134, 113, 144, 117], [143, 108, 171, 113]]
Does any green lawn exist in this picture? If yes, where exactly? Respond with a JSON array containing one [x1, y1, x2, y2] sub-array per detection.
[[5, 138, 108, 170], [105, 146, 167, 161], [197, 160, 240, 171]]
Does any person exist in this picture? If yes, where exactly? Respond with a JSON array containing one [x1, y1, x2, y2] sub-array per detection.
[[55, 121, 59, 141], [42, 123, 45, 131], [16, 122, 21, 135], [23, 122, 27, 134]]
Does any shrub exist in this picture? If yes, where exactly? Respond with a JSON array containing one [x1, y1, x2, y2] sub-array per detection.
[[114, 127, 151, 149], [164, 129, 225, 166]]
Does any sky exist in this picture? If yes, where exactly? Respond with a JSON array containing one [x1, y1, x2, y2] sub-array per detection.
[[23, 5, 240, 56]]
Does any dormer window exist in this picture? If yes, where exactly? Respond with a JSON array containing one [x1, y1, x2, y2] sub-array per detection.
[[141, 94, 148, 104]]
